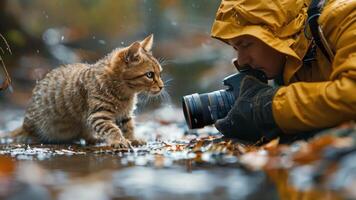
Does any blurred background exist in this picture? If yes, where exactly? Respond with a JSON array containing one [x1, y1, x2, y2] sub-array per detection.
[[1, 3, 355, 200], [0, 0, 237, 113]]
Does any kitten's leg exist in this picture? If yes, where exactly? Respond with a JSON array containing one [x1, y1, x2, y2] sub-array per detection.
[[119, 117, 146, 146], [87, 111, 132, 149], [81, 129, 104, 145]]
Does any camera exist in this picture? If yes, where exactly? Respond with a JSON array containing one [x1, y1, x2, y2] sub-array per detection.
[[182, 68, 267, 129]]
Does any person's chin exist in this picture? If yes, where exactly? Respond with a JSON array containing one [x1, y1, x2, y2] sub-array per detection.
[[267, 72, 282, 80], [266, 73, 274, 79], [257, 68, 271, 79]]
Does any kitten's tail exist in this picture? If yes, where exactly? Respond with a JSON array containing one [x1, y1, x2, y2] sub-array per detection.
[[9, 126, 28, 137], [7, 126, 39, 144]]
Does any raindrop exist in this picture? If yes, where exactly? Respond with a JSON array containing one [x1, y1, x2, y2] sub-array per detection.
[[98, 40, 106, 45], [42, 11, 48, 19], [42, 28, 61, 45], [61, 36, 64, 41], [120, 41, 125, 45], [36, 49, 40, 54], [79, 139, 86, 146], [92, 36, 96, 40]]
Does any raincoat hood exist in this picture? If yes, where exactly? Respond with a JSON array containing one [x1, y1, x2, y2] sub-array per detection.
[[211, 0, 311, 84]]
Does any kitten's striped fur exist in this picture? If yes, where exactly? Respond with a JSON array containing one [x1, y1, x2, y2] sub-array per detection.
[[12, 35, 163, 148]]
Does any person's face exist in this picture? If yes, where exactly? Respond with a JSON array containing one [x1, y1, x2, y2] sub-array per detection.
[[228, 35, 286, 79]]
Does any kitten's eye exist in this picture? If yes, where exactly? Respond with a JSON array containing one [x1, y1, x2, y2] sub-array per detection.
[[146, 71, 154, 79]]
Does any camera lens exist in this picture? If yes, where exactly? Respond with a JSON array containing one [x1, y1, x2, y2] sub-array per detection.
[[182, 90, 234, 129], [182, 69, 267, 130]]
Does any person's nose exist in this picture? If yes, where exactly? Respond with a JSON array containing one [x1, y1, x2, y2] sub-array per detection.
[[236, 50, 251, 68]]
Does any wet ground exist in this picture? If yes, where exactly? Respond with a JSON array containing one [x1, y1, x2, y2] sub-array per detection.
[[0, 106, 355, 200]]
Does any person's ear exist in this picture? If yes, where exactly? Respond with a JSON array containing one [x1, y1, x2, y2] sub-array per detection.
[[140, 34, 153, 52]]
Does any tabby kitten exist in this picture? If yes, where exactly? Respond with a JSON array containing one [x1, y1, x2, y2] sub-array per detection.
[[12, 34, 163, 148]]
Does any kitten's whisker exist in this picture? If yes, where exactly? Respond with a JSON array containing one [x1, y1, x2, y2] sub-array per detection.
[[165, 91, 172, 105], [163, 84, 172, 88], [147, 94, 153, 105], [158, 57, 166, 65], [163, 84, 172, 89], [164, 78, 174, 84], [163, 78, 174, 88], [138, 92, 150, 107], [158, 89, 171, 105], [158, 57, 173, 67], [158, 92, 164, 103]]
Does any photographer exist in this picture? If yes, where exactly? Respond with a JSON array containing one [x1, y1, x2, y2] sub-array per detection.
[[210, 0, 356, 142]]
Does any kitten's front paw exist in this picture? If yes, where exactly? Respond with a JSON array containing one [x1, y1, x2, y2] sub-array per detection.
[[108, 137, 133, 150], [85, 137, 104, 145], [130, 138, 147, 147]]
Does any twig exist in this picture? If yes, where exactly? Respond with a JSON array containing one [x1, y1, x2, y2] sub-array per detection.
[[0, 33, 12, 55], [0, 33, 12, 91]]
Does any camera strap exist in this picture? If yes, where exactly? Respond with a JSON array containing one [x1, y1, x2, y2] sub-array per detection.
[[303, 0, 334, 64]]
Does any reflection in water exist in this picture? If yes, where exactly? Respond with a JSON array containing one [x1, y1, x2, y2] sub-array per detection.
[[111, 166, 276, 200], [0, 107, 355, 200], [5, 157, 278, 200], [266, 169, 343, 200]]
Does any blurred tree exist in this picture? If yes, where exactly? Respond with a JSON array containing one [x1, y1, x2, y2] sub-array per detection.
[[0, 0, 48, 61]]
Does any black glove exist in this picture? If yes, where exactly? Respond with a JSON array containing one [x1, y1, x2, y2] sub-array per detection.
[[215, 75, 281, 142]]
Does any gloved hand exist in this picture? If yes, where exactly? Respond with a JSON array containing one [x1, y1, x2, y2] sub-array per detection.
[[215, 75, 281, 142]]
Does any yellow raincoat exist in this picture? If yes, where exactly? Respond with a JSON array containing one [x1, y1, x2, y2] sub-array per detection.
[[211, 0, 356, 134]]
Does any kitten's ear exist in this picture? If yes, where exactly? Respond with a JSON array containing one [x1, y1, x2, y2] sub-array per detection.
[[125, 41, 141, 63], [140, 34, 153, 52]]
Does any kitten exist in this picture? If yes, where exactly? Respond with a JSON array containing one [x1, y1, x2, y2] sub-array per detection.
[[11, 34, 163, 148]]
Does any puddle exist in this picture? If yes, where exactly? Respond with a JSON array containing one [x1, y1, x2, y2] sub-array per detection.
[[0, 106, 355, 200]]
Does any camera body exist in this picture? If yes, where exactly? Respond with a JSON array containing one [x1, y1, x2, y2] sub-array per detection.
[[182, 68, 267, 129]]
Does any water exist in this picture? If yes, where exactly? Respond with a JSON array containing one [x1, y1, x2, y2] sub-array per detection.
[[0, 106, 355, 200]]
